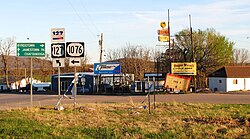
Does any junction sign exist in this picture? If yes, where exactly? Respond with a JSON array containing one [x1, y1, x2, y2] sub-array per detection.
[[16, 43, 45, 57]]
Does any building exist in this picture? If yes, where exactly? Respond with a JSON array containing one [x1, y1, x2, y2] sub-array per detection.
[[208, 66, 250, 92], [51, 72, 97, 94], [51, 72, 135, 94]]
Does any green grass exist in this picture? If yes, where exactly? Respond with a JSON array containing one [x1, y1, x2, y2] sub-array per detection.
[[0, 103, 249, 139]]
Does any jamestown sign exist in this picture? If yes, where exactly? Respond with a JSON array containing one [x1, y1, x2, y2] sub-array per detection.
[[16, 43, 45, 57]]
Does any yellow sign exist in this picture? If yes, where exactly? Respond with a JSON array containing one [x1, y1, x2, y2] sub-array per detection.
[[164, 74, 191, 91], [158, 36, 169, 42], [171, 62, 197, 75], [160, 21, 166, 28]]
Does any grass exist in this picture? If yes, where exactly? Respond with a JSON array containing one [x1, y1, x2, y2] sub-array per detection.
[[0, 102, 249, 139]]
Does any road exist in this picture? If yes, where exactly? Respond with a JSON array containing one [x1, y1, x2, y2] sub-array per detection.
[[0, 93, 249, 110]]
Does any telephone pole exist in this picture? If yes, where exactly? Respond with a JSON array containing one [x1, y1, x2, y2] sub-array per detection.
[[99, 33, 103, 63], [98, 33, 103, 93]]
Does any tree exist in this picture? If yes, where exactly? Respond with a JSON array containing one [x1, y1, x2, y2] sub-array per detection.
[[0, 37, 16, 89], [106, 43, 155, 80], [233, 48, 249, 65], [169, 28, 234, 87]]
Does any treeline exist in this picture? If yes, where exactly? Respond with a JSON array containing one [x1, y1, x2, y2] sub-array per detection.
[[1, 28, 250, 89]]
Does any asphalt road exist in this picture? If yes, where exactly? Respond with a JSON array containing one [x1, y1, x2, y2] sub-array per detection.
[[0, 93, 249, 110]]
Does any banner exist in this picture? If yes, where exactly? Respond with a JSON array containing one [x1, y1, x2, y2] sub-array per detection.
[[164, 74, 191, 91]]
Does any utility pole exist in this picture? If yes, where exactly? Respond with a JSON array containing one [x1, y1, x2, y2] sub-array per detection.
[[99, 33, 103, 63], [168, 9, 171, 65], [98, 33, 103, 93], [189, 14, 196, 93]]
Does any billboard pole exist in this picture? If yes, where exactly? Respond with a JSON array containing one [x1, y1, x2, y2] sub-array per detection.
[[189, 14, 196, 93]]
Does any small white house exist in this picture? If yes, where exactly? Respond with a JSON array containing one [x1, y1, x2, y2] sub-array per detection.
[[0, 84, 8, 92], [208, 66, 250, 92]]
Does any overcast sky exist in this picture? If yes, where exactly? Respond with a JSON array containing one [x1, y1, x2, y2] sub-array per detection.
[[1, 0, 250, 63]]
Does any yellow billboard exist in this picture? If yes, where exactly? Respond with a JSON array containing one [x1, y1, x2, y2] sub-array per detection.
[[164, 74, 191, 91], [171, 62, 197, 75], [158, 36, 170, 42]]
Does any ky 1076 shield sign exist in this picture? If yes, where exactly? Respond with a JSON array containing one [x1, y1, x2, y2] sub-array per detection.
[[66, 42, 85, 57]]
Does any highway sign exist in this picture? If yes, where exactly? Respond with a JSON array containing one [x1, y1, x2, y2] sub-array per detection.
[[51, 28, 65, 42], [17, 43, 45, 57], [51, 43, 65, 58], [66, 42, 85, 57], [52, 58, 65, 68], [94, 62, 121, 74], [69, 58, 81, 67]]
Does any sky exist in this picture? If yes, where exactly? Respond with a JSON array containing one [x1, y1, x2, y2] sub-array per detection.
[[1, 0, 250, 63]]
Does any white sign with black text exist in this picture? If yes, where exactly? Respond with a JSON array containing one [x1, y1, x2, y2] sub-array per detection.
[[51, 28, 65, 42], [51, 43, 65, 58], [66, 42, 84, 57]]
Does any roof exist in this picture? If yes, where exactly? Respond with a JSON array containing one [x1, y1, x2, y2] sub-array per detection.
[[208, 66, 250, 78]]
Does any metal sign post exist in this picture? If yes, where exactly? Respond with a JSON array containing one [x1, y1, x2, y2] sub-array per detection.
[[66, 42, 85, 109], [58, 67, 60, 99], [16, 42, 46, 107], [74, 67, 77, 110], [30, 58, 33, 106], [51, 43, 66, 104]]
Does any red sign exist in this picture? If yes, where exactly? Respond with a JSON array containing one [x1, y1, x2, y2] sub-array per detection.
[[157, 29, 169, 36]]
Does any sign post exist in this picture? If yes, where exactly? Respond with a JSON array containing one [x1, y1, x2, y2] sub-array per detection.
[[51, 28, 66, 103], [30, 58, 33, 106], [66, 42, 85, 109], [16, 43, 45, 107]]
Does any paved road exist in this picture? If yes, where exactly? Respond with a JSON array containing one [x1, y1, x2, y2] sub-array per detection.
[[0, 93, 249, 110]]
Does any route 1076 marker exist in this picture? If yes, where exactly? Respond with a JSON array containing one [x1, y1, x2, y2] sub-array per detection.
[[66, 42, 84, 57]]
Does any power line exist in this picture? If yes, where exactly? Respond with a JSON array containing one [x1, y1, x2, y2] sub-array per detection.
[[80, 0, 100, 33], [66, 0, 98, 38]]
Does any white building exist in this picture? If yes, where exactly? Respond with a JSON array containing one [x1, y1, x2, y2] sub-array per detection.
[[0, 84, 8, 92], [208, 66, 250, 92]]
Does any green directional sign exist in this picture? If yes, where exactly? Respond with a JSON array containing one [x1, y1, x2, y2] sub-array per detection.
[[17, 43, 45, 57]]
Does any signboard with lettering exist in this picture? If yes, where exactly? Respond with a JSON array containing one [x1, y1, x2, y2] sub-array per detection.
[[94, 62, 121, 74], [171, 62, 197, 75], [51, 28, 65, 42], [164, 74, 191, 91], [66, 42, 85, 57], [16, 43, 45, 57], [51, 43, 65, 58]]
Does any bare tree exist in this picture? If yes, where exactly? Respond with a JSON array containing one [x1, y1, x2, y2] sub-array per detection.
[[0, 37, 16, 89], [233, 48, 249, 65], [105, 43, 155, 80]]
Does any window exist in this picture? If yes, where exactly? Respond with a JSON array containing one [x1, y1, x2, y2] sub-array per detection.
[[233, 79, 238, 84], [61, 81, 68, 91], [219, 80, 222, 83]]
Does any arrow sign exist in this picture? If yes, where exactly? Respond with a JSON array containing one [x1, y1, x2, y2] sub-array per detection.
[[71, 59, 80, 64], [56, 60, 61, 66], [52, 58, 65, 68], [69, 58, 81, 67]]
